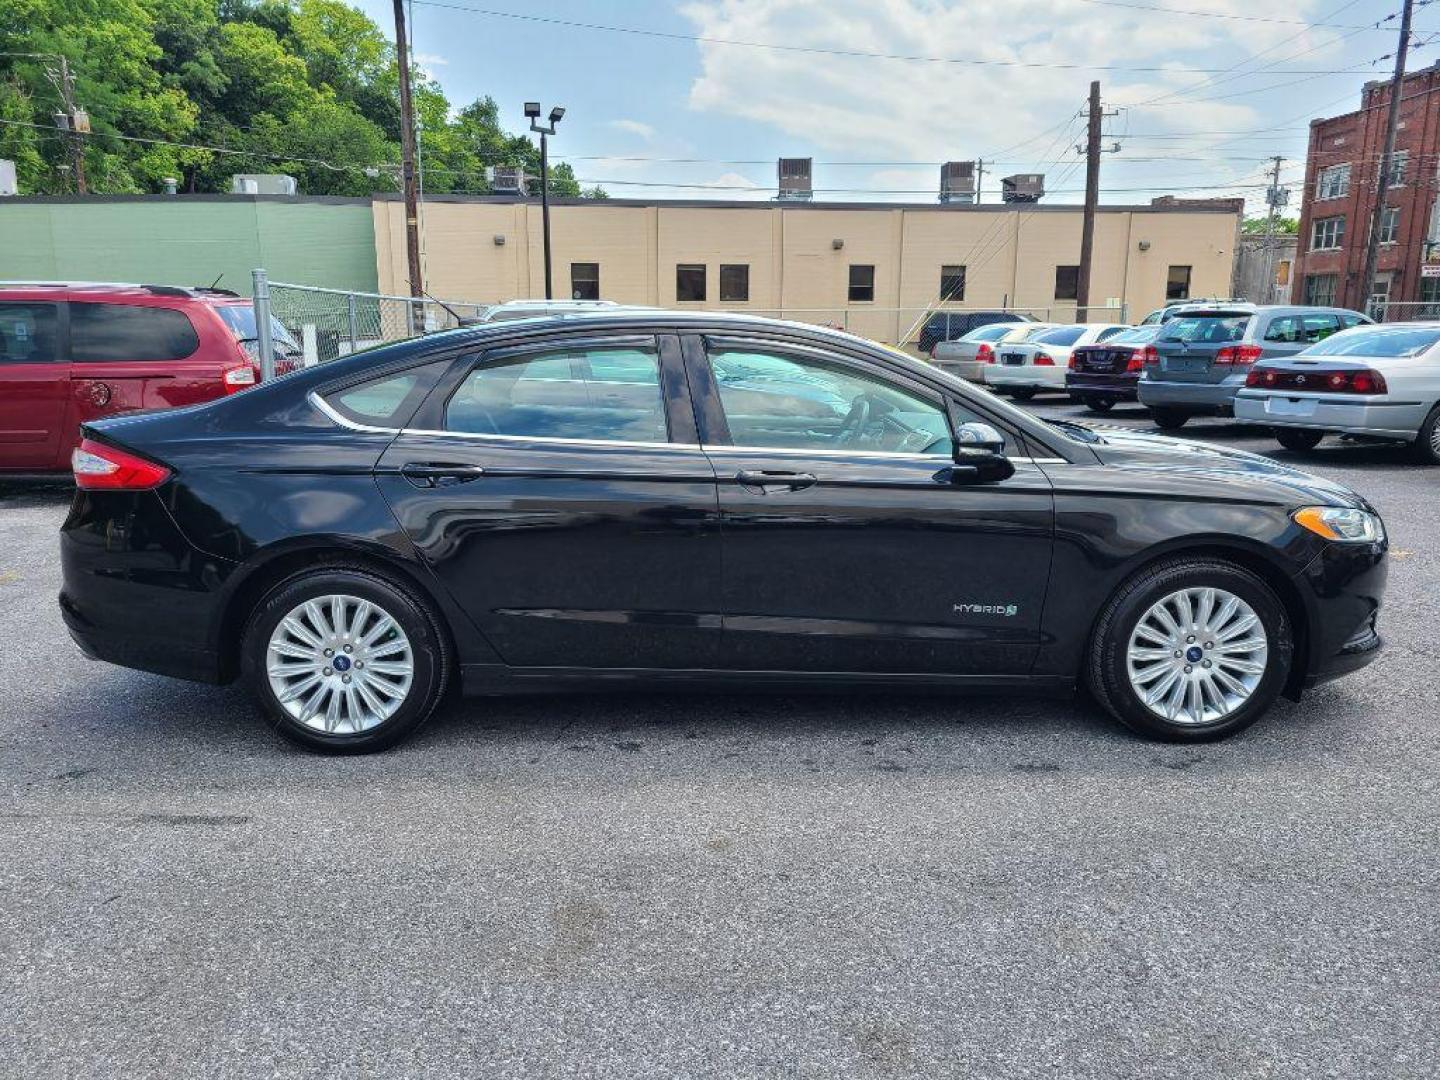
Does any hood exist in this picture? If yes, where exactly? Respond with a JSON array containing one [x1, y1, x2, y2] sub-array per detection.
[[1078, 424, 1369, 510]]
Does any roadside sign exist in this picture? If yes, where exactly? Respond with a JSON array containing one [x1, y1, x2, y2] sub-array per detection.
[[1423, 264, 1440, 278]]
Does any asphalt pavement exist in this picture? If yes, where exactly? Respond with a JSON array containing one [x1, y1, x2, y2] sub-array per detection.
[[2, 400, 1437, 1078]]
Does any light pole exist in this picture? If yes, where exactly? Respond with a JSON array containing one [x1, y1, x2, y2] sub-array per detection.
[[525, 102, 565, 300]]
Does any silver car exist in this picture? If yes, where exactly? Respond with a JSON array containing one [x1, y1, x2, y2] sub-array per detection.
[[1137, 305, 1370, 430], [476, 299, 622, 323], [1234, 321, 1440, 464], [932, 322, 1063, 383]]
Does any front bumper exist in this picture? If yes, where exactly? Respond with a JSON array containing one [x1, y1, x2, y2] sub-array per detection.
[[1234, 391, 1427, 440], [1137, 373, 1248, 413], [1293, 536, 1388, 691]]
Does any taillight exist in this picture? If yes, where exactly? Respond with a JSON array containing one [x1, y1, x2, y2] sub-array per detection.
[[1126, 349, 1148, 372], [1246, 367, 1388, 394], [1215, 344, 1263, 366], [1068, 353, 1081, 371], [1033, 353, 1054, 366], [1143, 345, 1159, 366], [71, 438, 171, 490], [223, 364, 257, 394], [977, 343, 994, 364]]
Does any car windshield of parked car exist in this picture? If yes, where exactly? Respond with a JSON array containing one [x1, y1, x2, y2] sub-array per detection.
[[1300, 325, 1440, 359], [1159, 314, 1251, 344], [1033, 326, 1086, 346], [963, 323, 1017, 343], [1104, 326, 1161, 346]]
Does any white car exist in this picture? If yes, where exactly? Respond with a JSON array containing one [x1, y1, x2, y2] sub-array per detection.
[[983, 323, 1133, 400], [932, 322, 1063, 383], [475, 299, 622, 323], [1233, 321, 1440, 464]]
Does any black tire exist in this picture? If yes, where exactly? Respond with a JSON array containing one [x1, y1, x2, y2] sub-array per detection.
[[1412, 404, 1440, 465], [1086, 558, 1294, 742], [1083, 395, 1115, 413], [1009, 387, 1036, 402], [1151, 408, 1189, 431], [1274, 427, 1324, 452], [240, 565, 450, 754]]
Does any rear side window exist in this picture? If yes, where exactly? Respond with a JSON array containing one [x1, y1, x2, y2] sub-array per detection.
[[446, 345, 667, 443], [70, 302, 199, 362], [1033, 326, 1086, 346], [1160, 315, 1251, 344], [0, 302, 60, 363], [329, 373, 422, 424]]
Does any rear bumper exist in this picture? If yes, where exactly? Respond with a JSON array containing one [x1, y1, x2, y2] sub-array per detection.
[[1066, 372, 1139, 399], [985, 366, 1066, 389], [932, 359, 986, 383], [1137, 374, 1247, 413], [1234, 392, 1426, 440], [58, 489, 231, 685]]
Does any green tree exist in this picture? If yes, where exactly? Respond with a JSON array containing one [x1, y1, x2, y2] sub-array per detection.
[[1242, 216, 1298, 235]]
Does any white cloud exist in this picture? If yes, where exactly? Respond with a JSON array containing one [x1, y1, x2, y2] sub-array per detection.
[[677, 0, 1349, 207], [413, 52, 448, 67], [609, 118, 659, 140]]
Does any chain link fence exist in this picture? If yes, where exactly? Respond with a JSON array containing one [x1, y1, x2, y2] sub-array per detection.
[[1371, 302, 1440, 323]]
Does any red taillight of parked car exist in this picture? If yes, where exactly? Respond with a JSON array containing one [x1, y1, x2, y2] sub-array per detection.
[[1033, 353, 1054, 366], [71, 438, 171, 491], [1245, 367, 1388, 394], [977, 343, 995, 364], [1068, 352, 1082, 371], [1125, 348, 1150, 372], [1214, 344, 1263, 366], [1142, 345, 1160, 366], [223, 364, 257, 394]]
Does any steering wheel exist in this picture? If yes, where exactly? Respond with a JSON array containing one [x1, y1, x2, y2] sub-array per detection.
[[834, 393, 883, 446]]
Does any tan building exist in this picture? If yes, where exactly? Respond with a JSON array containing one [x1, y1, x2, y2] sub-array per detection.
[[374, 194, 1241, 344]]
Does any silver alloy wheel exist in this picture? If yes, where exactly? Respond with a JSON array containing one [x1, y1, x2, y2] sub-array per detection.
[[1125, 586, 1269, 726], [265, 594, 414, 735], [1430, 415, 1440, 456]]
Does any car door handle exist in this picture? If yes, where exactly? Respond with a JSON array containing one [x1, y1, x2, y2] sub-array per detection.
[[400, 462, 486, 487], [735, 469, 818, 493]]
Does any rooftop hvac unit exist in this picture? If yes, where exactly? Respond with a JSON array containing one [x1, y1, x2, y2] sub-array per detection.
[[939, 161, 975, 204], [777, 157, 813, 201], [230, 173, 298, 196], [488, 166, 527, 195], [1001, 173, 1044, 203]]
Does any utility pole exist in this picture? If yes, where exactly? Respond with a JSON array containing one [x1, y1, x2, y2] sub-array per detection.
[[1358, 0, 1412, 319], [1262, 155, 1286, 302], [1075, 81, 1103, 323], [974, 159, 986, 205], [46, 56, 88, 194], [392, 0, 424, 298]]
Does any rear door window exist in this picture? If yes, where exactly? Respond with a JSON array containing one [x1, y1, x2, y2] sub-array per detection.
[[0, 302, 60, 363], [70, 303, 199, 362], [447, 344, 668, 443]]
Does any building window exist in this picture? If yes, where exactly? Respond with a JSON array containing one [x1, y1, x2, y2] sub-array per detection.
[[570, 262, 599, 301], [1311, 216, 1345, 251], [1303, 273, 1338, 307], [1315, 163, 1350, 200], [676, 264, 706, 302], [1387, 150, 1409, 188], [848, 264, 876, 303], [1420, 274, 1440, 317], [1165, 265, 1192, 302], [1379, 206, 1400, 245], [1054, 265, 1080, 301], [939, 265, 967, 301], [719, 264, 749, 302]]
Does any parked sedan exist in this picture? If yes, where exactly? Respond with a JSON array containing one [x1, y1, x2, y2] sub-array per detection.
[[932, 322, 1063, 383], [1234, 322, 1440, 464], [1066, 324, 1164, 412], [983, 323, 1132, 400], [61, 312, 1387, 753], [1137, 305, 1370, 429]]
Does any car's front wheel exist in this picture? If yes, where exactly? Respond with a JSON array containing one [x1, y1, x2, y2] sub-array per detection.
[[1087, 559, 1293, 742], [1151, 408, 1189, 431], [1082, 395, 1114, 413], [241, 566, 450, 753], [1274, 427, 1325, 452], [1414, 404, 1440, 465]]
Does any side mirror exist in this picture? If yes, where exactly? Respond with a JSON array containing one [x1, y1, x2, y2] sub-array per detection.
[[948, 422, 1015, 484]]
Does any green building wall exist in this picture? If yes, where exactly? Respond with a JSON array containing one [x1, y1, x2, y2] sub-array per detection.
[[0, 196, 378, 293]]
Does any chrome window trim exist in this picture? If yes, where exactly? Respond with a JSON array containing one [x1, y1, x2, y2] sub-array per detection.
[[310, 391, 402, 434], [401, 426, 693, 450]]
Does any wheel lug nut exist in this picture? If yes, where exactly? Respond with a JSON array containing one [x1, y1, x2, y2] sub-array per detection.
[[1205, 641, 1214, 649], [355, 661, 364, 669], [342, 674, 351, 684], [1186, 635, 1196, 644], [323, 648, 333, 657], [1184, 665, 1193, 673], [1174, 651, 1182, 659], [1202, 660, 1212, 669], [323, 667, 332, 676], [343, 644, 353, 653]]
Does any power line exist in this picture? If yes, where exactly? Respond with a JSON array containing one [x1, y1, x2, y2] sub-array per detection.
[[406, 1, 1381, 75], [1069, 0, 1401, 30]]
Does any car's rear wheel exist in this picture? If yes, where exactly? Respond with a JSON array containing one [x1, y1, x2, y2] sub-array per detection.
[[241, 567, 449, 754], [1082, 395, 1114, 413], [1087, 559, 1293, 742], [1274, 427, 1325, 452], [1008, 387, 1036, 402], [1413, 404, 1440, 465], [1151, 408, 1189, 430]]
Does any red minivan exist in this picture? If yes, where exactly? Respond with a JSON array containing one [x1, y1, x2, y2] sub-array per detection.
[[0, 283, 300, 476]]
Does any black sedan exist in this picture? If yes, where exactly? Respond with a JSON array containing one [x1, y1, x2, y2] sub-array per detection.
[[59, 312, 1388, 753]]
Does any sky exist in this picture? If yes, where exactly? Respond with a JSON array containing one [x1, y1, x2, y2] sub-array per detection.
[[353, 0, 1418, 216]]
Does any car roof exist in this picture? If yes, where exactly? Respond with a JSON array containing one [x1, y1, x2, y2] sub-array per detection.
[[0, 281, 243, 302]]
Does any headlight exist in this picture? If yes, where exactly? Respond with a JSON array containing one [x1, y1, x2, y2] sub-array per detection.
[[1293, 506, 1385, 544]]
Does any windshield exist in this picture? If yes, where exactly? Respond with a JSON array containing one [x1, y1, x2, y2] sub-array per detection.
[[960, 323, 1017, 342], [1033, 326, 1085, 346], [1159, 314, 1251, 344], [1301, 325, 1440, 358], [215, 304, 300, 350]]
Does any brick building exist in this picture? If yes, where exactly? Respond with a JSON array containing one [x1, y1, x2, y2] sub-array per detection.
[[1293, 63, 1440, 317]]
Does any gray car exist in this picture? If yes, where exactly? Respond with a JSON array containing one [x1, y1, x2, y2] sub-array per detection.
[[1137, 305, 1371, 429], [932, 322, 1062, 383]]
